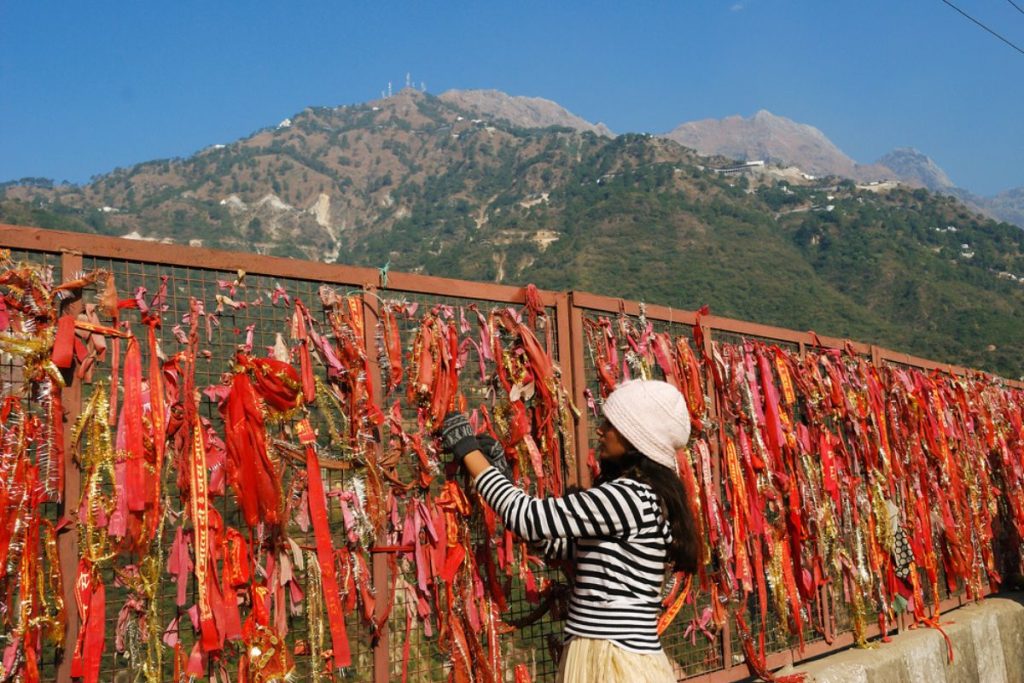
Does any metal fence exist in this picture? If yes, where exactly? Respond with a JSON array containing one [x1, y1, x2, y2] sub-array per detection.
[[1, 223, 1020, 683]]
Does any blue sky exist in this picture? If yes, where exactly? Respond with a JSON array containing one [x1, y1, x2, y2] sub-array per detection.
[[2, 1, 1022, 195]]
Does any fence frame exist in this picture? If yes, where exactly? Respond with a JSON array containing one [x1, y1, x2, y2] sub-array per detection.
[[2, 223, 1019, 682]]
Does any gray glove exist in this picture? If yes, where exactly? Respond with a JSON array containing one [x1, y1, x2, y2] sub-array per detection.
[[439, 412, 480, 462], [476, 434, 512, 478]]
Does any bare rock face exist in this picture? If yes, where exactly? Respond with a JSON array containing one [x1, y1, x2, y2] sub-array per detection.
[[663, 110, 891, 182], [439, 89, 614, 137], [309, 192, 331, 228], [876, 147, 955, 191]]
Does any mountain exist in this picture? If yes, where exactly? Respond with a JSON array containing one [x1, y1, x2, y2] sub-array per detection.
[[439, 89, 614, 137], [935, 184, 1024, 231], [984, 186, 1024, 228], [0, 88, 613, 264], [663, 111, 1024, 231], [875, 147, 954, 191], [2, 89, 1024, 376], [662, 110, 893, 181], [937, 185, 1024, 232]]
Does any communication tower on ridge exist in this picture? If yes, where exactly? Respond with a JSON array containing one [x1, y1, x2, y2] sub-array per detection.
[[388, 81, 392, 97], [406, 72, 411, 88]]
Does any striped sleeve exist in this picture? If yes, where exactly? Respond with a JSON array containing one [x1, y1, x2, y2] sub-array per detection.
[[538, 538, 574, 561], [474, 467, 644, 542]]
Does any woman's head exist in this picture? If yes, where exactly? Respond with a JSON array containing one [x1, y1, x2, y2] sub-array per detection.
[[600, 380, 690, 472]]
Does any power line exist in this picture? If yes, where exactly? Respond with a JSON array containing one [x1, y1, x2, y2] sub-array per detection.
[[941, 0, 1024, 56], [1006, 0, 1024, 17]]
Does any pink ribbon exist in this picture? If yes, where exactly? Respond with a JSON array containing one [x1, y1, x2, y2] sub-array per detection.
[[270, 284, 290, 306], [583, 388, 598, 418], [326, 488, 361, 545], [683, 606, 715, 644], [166, 527, 194, 607]]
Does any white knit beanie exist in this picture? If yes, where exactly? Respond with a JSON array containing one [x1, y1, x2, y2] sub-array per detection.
[[601, 379, 690, 472]]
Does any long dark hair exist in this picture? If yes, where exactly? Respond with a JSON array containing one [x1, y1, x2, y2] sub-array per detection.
[[596, 450, 700, 574]]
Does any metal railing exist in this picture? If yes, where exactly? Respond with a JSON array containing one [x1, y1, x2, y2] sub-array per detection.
[[1, 223, 1018, 682]]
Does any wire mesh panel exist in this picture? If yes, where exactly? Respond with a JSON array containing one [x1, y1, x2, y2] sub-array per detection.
[[711, 333, 834, 664], [1, 241, 572, 683], [368, 286, 572, 682], [72, 256, 376, 681]]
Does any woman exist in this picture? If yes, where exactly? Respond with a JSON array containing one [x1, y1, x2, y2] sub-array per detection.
[[441, 379, 700, 683]]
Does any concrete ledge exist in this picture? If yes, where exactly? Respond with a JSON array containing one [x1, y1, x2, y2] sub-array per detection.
[[774, 594, 1024, 683]]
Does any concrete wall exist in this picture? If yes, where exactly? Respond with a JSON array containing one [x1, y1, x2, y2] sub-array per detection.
[[776, 594, 1024, 683]]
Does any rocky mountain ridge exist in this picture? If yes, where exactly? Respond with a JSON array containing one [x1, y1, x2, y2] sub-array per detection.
[[426, 94, 1021, 227], [876, 147, 954, 191], [3, 88, 1020, 228], [659, 111, 1019, 228], [664, 110, 892, 182], [438, 89, 614, 137]]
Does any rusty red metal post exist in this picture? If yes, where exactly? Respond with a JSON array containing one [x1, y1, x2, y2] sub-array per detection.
[[567, 293, 593, 489], [553, 292, 580, 488], [361, 284, 392, 683], [56, 251, 83, 683]]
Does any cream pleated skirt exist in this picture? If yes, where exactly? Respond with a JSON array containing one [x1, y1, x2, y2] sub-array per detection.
[[555, 637, 677, 683]]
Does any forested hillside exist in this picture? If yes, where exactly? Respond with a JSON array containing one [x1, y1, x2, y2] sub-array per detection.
[[3, 90, 1023, 376]]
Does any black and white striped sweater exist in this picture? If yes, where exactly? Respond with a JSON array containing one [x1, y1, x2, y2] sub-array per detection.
[[474, 466, 671, 653]]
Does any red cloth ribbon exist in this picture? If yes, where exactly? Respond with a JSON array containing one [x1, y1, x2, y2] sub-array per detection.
[[70, 561, 105, 683], [299, 419, 352, 669]]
